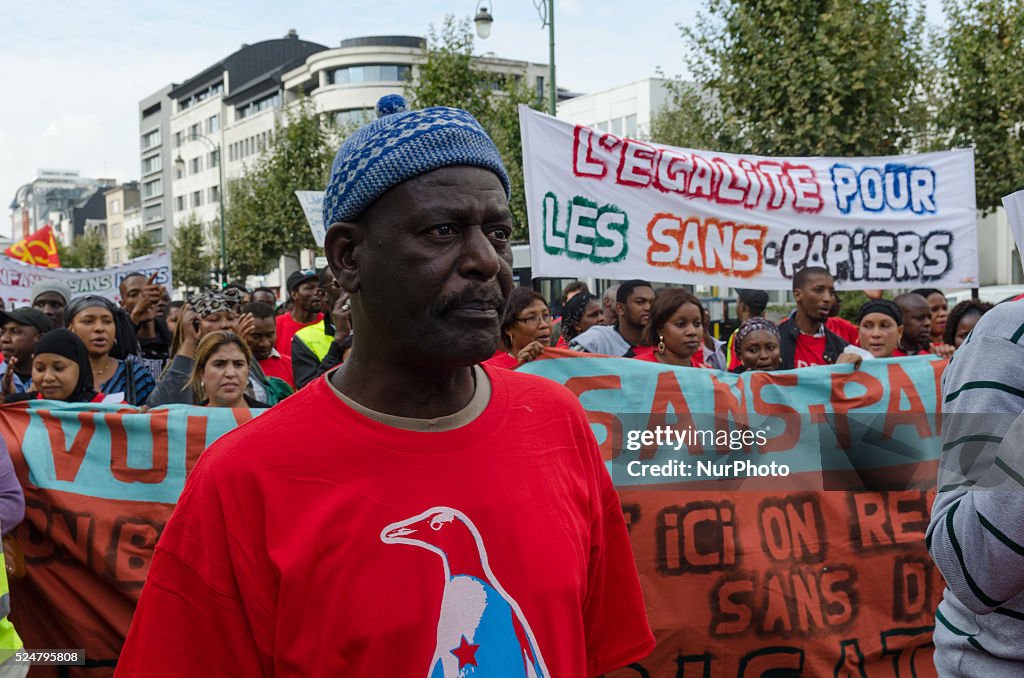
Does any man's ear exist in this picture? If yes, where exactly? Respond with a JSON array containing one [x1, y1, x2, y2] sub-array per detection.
[[324, 221, 362, 294], [614, 300, 625, 318]]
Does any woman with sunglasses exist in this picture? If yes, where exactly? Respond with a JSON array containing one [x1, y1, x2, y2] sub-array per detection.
[[487, 287, 552, 369]]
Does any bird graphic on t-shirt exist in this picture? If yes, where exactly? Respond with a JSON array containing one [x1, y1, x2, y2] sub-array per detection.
[[381, 507, 549, 678]]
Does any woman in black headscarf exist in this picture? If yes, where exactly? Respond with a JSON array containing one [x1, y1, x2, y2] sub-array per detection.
[[65, 296, 153, 405], [5, 329, 104, 403]]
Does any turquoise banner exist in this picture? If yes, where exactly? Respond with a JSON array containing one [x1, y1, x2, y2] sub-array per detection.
[[517, 353, 945, 486]]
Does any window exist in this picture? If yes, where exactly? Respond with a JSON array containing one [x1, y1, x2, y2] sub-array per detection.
[[143, 178, 162, 199], [173, 131, 183, 148], [190, 157, 202, 174], [142, 155, 162, 174], [110, 223, 122, 239], [144, 204, 162, 223], [236, 92, 281, 119], [192, 191, 202, 208], [178, 81, 224, 111], [209, 150, 219, 168], [625, 114, 638, 138], [141, 129, 161, 150], [148, 227, 164, 246], [207, 114, 219, 133], [112, 247, 121, 264], [109, 198, 121, 214], [611, 118, 623, 135], [334, 108, 373, 128], [176, 196, 185, 212], [536, 76, 545, 100], [189, 123, 200, 139], [209, 185, 220, 203], [174, 165, 183, 180], [328, 64, 411, 85]]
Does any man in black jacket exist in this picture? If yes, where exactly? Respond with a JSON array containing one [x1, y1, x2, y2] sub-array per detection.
[[779, 266, 850, 369]]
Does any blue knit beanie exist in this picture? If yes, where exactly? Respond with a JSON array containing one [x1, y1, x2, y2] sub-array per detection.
[[322, 94, 511, 227]]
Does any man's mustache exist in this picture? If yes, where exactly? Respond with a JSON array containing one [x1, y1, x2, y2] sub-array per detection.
[[431, 287, 506, 315]]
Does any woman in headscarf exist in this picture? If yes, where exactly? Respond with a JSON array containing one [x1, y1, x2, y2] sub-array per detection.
[[4, 329, 118, 403], [65, 296, 153, 405], [731, 318, 782, 373], [857, 299, 903, 358], [558, 292, 605, 347]]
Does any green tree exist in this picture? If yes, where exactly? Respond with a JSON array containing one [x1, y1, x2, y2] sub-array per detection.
[[60, 229, 106, 269], [934, 0, 1024, 212], [651, 0, 932, 156], [172, 213, 213, 292], [407, 15, 542, 239], [126, 227, 155, 260], [224, 97, 335, 278]]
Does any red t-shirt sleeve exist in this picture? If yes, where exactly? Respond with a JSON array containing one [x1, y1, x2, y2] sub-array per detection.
[[575, 413, 656, 675], [116, 454, 266, 677]]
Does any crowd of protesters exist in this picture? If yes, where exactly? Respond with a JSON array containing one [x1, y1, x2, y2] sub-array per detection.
[[484, 265, 985, 375], [0, 263, 992, 411], [0, 95, 1015, 677]]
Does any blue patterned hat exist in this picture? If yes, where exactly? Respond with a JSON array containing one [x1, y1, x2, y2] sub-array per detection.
[[323, 95, 510, 227]]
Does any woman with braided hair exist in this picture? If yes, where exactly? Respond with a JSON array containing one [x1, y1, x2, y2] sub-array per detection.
[[558, 292, 605, 347]]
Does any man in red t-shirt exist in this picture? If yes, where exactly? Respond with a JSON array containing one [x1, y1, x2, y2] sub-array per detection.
[[778, 266, 852, 369], [274, 269, 324, 357], [118, 96, 653, 677], [242, 301, 294, 388]]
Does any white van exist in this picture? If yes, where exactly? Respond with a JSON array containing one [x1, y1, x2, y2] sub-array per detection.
[[944, 285, 1024, 306]]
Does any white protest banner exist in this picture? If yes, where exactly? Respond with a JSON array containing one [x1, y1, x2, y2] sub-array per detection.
[[0, 251, 172, 308], [1002, 188, 1024, 279], [520, 106, 979, 290], [295, 190, 326, 247]]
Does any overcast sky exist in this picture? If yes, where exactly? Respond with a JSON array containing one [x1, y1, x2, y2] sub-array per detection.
[[0, 0, 945, 238]]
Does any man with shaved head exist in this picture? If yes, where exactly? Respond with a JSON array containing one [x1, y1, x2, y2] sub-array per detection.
[[893, 293, 932, 356]]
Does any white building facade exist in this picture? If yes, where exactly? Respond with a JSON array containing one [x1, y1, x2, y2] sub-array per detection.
[[147, 33, 550, 295]]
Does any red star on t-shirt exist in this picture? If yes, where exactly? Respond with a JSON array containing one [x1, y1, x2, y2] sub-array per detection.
[[450, 635, 480, 669]]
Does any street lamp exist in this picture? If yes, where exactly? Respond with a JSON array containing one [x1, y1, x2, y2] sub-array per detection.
[[474, 0, 557, 117], [175, 132, 226, 286]]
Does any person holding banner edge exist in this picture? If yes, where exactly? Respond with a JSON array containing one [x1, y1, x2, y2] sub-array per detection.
[[118, 96, 653, 676]]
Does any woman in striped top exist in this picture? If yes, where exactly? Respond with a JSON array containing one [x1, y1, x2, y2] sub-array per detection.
[[65, 296, 155, 406]]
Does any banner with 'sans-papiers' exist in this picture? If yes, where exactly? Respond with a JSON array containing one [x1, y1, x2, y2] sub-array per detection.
[[0, 251, 172, 310], [519, 353, 946, 678], [520, 105, 978, 290], [0, 355, 946, 676]]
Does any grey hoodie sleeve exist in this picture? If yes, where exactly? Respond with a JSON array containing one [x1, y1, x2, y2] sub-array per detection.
[[0, 438, 24, 536], [927, 302, 1024, 616], [146, 354, 197, 406]]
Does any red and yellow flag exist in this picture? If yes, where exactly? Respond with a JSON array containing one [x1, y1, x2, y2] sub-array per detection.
[[4, 224, 60, 268]]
